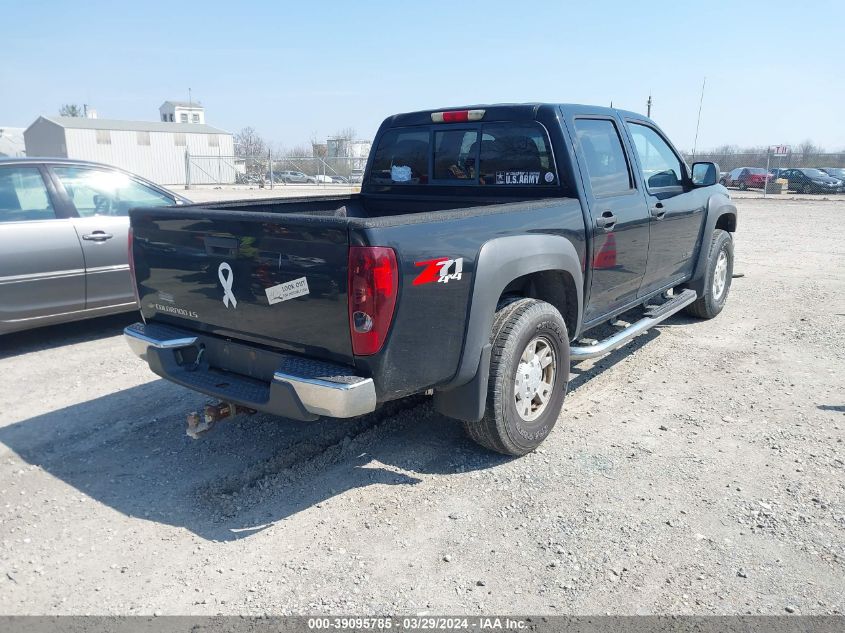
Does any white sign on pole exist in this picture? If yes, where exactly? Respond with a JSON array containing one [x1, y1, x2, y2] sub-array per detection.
[[771, 145, 789, 157]]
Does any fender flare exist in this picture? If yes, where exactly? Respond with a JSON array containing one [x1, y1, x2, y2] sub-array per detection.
[[687, 192, 738, 294], [433, 234, 583, 422]]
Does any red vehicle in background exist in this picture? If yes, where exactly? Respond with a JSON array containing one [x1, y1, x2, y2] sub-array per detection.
[[720, 167, 772, 190]]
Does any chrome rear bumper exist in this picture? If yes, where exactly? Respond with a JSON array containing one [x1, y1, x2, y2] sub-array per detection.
[[125, 322, 376, 420]]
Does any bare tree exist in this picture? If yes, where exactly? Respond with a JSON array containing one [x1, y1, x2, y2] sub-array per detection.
[[797, 140, 823, 158], [333, 127, 357, 141], [284, 144, 313, 158], [234, 127, 266, 158], [60, 104, 84, 117]]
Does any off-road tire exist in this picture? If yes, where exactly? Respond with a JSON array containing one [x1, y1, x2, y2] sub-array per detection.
[[464, 298, 569, 456], [685, 229, 734, 319]]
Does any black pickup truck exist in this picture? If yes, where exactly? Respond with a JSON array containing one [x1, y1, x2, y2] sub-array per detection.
[[125, 103, 737, 456]]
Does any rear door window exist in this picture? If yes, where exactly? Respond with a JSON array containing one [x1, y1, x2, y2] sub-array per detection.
[[0, 166, 56, 223], [573, 118, 634, 196]]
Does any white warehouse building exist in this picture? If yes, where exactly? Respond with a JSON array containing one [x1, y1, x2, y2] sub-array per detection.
[[23, 116, 234, 186]]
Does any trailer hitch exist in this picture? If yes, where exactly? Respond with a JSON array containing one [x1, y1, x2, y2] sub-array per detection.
[[186, 401, 255, 439]]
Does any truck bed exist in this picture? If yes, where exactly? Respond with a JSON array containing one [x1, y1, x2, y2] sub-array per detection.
[[128, 193, 576, 371], [177, 192, 564, 224]]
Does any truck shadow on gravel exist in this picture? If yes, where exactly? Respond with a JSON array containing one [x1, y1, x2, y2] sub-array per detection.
[[0, 380, 510, 541], [0, 313, 139, 360], [0, 319, 677, 542]]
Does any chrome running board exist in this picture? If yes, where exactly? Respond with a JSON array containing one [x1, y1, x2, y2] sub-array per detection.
[[570, 289, 697, 361]]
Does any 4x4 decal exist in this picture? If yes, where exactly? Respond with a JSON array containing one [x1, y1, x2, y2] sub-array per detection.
[[413, 257, 464, 285]]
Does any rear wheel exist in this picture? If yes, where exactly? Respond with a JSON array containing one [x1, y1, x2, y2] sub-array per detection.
[[464, 299, 569, 456], [685, 229, 734, 319], [802, 183, 813, 194]]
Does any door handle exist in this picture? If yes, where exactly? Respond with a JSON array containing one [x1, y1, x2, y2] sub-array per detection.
[[595, 211, 617, 231], [82, 231, 114, 242], [650, 202, 666, 219]]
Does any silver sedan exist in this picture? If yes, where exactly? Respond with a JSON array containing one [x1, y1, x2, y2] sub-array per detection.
[[0, 158, 189, 335]]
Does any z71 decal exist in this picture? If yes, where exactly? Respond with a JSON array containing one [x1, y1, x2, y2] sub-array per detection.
[[413, 257, 464, 285]]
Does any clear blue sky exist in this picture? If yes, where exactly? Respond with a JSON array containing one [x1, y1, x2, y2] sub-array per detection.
[[3, 0, 842, 152]]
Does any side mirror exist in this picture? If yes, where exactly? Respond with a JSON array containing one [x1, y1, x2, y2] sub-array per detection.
[[691, 162, 719, 186]]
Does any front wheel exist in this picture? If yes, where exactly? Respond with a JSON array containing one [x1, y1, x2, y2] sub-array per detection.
[[464, 299, 570, 456], [802, 183, 813, 194], [685, 229, 734, 319]]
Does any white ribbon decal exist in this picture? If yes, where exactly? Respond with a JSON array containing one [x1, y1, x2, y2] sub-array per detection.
[[218, 262, 237, 308]]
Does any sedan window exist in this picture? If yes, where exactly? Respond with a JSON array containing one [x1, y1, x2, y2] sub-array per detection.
[[0, 166, 56, 223], [52, 167, 173, 217]]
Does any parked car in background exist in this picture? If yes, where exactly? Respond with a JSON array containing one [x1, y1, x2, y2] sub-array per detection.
[[769, 167, 789, 179], [818, 167, 845, 183], [0, 158, 189, 335], [781, 168, 843, 194], [276, 170, 316, 184], [331, 175, 349, 184], [349, 169, 365, 184], [720, 167, 771, 190]]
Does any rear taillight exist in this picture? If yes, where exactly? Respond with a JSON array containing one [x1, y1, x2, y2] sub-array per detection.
[[127, 227, 140, 307], [348, 246, 398, 356]]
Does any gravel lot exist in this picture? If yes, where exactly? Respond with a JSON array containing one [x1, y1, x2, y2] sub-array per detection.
[[0, 196, 843, 616]]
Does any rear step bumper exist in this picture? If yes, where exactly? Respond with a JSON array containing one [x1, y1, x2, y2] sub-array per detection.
[[125, 322, 376, 421], [570, 289, 697, 361]]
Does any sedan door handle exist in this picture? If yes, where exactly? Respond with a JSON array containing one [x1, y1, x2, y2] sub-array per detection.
[[82, 231, 114, 242], [650, 202, 666, 219], [595, 211, 617, 231]]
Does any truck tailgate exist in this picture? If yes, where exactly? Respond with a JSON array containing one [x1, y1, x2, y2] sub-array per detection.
[[131, 210, 353, 365]]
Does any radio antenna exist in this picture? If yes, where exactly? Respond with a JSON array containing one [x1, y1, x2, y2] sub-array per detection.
[[692, 77, 706, 159]]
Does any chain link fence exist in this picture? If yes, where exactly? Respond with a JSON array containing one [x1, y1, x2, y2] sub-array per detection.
[[684, 150, 845, 173], [682, 149, 845, 194], [182, 148, 845, 194], [184, 153, 367, 189]]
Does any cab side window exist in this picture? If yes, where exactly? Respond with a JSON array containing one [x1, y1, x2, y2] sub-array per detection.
[[0, 166, 56, 223], [628, 123, 686, 190], [573, 118, 633, 196]]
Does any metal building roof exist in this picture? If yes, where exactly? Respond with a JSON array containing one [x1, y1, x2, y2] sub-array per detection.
[[160, 101, 204, 109], [34, 116, 229, 135]]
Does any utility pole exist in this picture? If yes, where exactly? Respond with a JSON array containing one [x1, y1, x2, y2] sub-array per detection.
[[188, 88, 192, 107], [647, 94, 652, 117]]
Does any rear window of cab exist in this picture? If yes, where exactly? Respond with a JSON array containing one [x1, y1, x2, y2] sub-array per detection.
[[369, 122, 559, 187]]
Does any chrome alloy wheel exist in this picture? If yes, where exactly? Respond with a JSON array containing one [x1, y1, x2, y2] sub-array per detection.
[[514, 336, 556, 422], [713, 248, 728, 301]]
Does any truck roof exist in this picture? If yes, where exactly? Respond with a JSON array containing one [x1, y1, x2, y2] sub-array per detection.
[[383, 103, 650, 127]]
